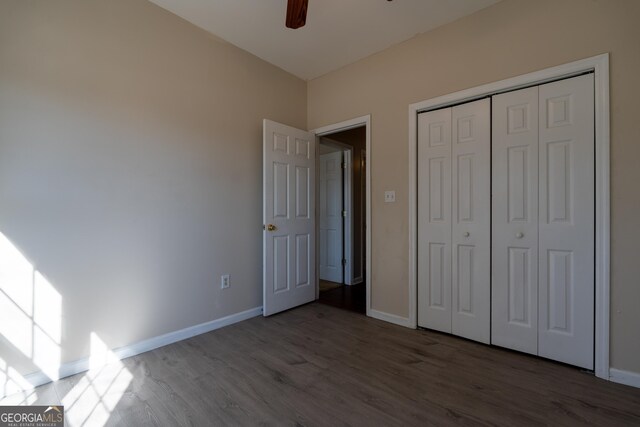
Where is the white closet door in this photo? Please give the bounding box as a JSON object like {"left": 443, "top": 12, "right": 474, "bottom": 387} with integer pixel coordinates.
{"left": 492, "top": 87, "right": 540, "bottom": 355}
{"left": 451, "top": 99, "right": 491, "bottom": 343}
{"left": 418, "top": 108, "right": 452, "bottom": 333}
{"left": 538, "top": 74, "right": 595, "bottom": 369}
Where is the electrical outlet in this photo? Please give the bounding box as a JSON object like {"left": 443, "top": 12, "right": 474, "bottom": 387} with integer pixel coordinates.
{"left": 221, "top": 274, "right": 230, "bottom": 289}
{"left": 384, "top": 190, "right": 396, "bottom": 203}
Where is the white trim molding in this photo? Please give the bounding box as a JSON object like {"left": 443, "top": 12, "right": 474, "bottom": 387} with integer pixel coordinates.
{"left": 408, "top": 54, "right": 610, "bottom": 379}
{"left": 312, "top": 115, "right": 372, "bottom": 317}
{"left": 7, "top": 306, "right": 263, "bottom": 398}
{"left": 370, "top": 309, "right": 412, "bottom": 328}
{"left": 609, "top": 368, "right": 640, "bottom": 389}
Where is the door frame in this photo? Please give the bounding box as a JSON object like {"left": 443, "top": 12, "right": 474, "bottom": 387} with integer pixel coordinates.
{"left": 408, "top": 54, "right": 610, "bottom": 379}
{"left": 357, "top": 149, "right": 366, "bottom": 285}
{"left": 313, "top": 115, "right": 371, "bottom": 316}
{"left": 318, "top": 139, "right": 353, "bottom": 285}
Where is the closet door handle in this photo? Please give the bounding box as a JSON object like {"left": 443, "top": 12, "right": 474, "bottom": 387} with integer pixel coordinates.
{"left": 463, "top": 232, "right": 470, "bottom": 237}
{"left": 516, "top": 232, "right": 524, "bottom": 239}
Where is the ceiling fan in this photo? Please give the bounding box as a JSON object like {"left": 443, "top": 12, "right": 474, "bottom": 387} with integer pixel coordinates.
{"left": 286, "top": 0, "right": 393, "bottom": 30}
{"left": 286, "top": 0, "right": 308, "bottom": 29}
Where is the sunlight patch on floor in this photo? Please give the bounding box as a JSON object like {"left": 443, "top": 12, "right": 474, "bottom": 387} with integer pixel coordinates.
{"left": 0, "top": 357, "right": 37, "bottom": 404}
{"left": 62, "top": 333, "right": 133, "bottom": 427}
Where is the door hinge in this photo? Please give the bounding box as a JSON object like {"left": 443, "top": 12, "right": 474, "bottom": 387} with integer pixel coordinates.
{"left": 341, "top": 162, "right": 346, "bottom": 169}
{"left": 342, "top": 210, "right": 347, "bottom": 217}
{"left": 342, "top": 259, "right": 347, "bottom": 266}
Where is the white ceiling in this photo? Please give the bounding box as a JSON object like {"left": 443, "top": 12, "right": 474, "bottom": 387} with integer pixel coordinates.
{"left": 149, "top": 0, "right": 499, "bottom": 81}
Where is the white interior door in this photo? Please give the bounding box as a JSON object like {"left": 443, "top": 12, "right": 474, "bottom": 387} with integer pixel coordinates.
{"left": 451, "top": 99, "right": 491, "bottom": 344}
{"left": 343, "top": 149, "right": 352, "bottom": 286}
{"left": 418, "top": 107, "right": 452, "bottom": 333}
{"left": 492, "top": 86, "right": 540, "bottom": 355}
{"left": 263, "top": 119, "right": 315, "bottom": 316}
{"left": 538, "top": 74, "right": 594, "bottom": 369}
{"left": 319, "top": 151, "right": 344, "bottom": 283}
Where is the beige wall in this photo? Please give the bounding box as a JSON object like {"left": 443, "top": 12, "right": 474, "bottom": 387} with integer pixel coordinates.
{"left": 308, "top": 0, "right": 640, "bottom": 374}
{"left": 0, "top": 0, "right": 306, "bottom": 378}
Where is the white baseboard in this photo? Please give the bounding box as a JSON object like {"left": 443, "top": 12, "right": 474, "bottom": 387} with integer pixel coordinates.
{"left": 9, "top": 306, "right": 263, "bottom": 398}
{"left": 609, "top": 368, "right": 640, "bottom": 389}
{"left": 369, "top": 309, "right": 413, "bottom": 329}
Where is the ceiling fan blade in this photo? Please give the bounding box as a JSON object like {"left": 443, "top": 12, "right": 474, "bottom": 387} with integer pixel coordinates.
{"left": 286, "top": 0, "right": 308, "bottom": 29}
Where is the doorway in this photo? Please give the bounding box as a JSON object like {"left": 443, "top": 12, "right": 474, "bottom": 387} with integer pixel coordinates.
{"left": 316, "top": 124, "right": 368, "bottom": 314}
{"left": 262, "top": 115, "right": 371, "bottom": 318}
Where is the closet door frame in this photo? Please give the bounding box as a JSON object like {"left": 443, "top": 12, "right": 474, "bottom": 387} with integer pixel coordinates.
{"left": 408, "top": 54, "right": 610, "bottom": 380}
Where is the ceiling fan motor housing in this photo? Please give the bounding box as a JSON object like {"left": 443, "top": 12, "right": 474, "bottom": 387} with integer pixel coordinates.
{"left": 286, "top": 0, "right": 308, "bottom": 29}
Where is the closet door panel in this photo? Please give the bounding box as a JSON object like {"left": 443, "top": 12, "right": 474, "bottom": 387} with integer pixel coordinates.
{"left": 492, "top": 87, "right": 539, "bottom": 355}
{"left": 418, "top": 108, "right": 452, "bottom": 332}
{"left": 451, "top": 99, "right": 491, "bottom": 344}
{"left": 538, "top": 74, "right": 594, "bottom": 369}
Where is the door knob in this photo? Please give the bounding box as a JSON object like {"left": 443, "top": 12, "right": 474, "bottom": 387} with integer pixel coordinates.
{"left": 463, "top": 232, "right": 470, "bottom": 237}
{"left": 516, "top": 232, "right": 524, "bottom": 239}
{"left": 265, "top": 224, "right": 277, "bottom": 231}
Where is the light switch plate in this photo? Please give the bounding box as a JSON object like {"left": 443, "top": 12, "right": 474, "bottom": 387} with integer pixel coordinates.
{"left": 384, "top": 190, "right": 396, "bottom": 203}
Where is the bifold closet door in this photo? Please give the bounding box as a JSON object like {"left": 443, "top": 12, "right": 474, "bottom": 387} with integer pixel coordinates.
{"left": 538, "top": 74, "right": 594, "bottom": 369}
{"left": 491, "top": 87, "right": 540, "bottom": 355}
{"left": 451, "top": 99, "right": 491, "bottom": 343}
{"left": 418, "top": 99, "right": 490, "bottom": 343}
{"left": 492, "top": 74, "right": 595, "bottom": 369}
{"left": 418, "top": 107, "right": 452, "bottom": 333}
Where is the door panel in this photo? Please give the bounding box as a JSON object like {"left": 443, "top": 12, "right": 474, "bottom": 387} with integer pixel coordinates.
{"left": 319, "top": 151, "right": 344, "bottom": 283}
{"left": 428, "top": 243, "right": 446, "bottom": 308}
{"left": 456, "top": 245, "right": 474, "bottom": 313}
{"left": 538, "top": 74, "right": 594, "bottom": 369}
{"left": 451, "top": 99, "right": 491, "bottom": 344}
{"left": 296, "top": 166, "right": 310, "bottom": 218}
{"left": 263, "top": 120, "right": 315, "bottom": 316}
{"left": 273, "top": 236, "right": 289, "bottom": 292}
{"left": 273, "top": 162, "right": 289, "bottom": 218}
{"left": 508, "top": 247, "right": 532, "bottom": 324}
{"left": 492, "top": 87, "right": 539, "bottom": 354}
{"left": 418, "top": 108, "right": 452, "bottom": 333}
{"left": 295, "top": 234, "right": 310, "bottom": 287}
{"left": 507, "top": 146, "right": 530, "bottom": 222}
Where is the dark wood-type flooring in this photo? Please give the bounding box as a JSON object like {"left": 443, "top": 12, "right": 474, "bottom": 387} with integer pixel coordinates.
{"left": 3, "top": 303, "right": 640, "bottom": 426}
{"left": 318, "top": 282, "right": 366, "bottom": 314}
